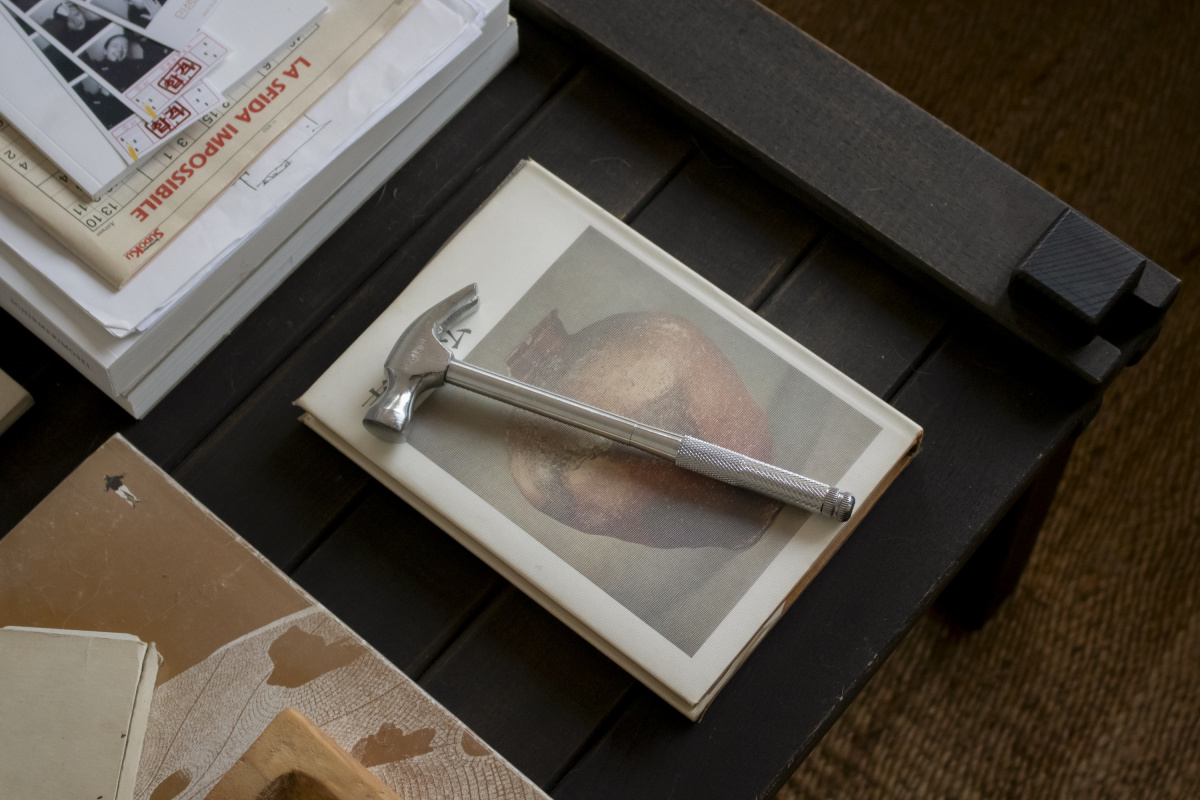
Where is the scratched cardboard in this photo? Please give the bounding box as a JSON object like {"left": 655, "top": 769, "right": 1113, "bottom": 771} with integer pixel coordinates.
{"left": 0, "top": 434, "right": 548, "bottom": 800}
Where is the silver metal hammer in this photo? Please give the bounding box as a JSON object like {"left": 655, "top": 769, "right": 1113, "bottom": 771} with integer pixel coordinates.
{"left": 364, "top": 284, "right": 855, "bottom": 521}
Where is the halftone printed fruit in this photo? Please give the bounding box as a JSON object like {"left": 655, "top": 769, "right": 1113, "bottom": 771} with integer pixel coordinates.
{"left": 505, "top": 310, "right": 781, "bottom": 550}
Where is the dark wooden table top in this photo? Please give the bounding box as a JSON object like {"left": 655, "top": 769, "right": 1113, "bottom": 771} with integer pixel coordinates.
{"left": 0, "top": 7, "right": 1161, "bottom": 799}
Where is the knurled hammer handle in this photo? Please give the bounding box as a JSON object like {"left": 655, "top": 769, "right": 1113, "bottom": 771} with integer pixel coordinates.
{"left": 445, "top": 360, "right": 857, "bottom": 522}
{"left": 675, "top": 437, "right": 854, "bottom": 521}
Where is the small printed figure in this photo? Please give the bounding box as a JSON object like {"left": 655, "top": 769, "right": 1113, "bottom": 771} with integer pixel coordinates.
{"left": 103, "top": 473, "right": 140, "bottom": 507}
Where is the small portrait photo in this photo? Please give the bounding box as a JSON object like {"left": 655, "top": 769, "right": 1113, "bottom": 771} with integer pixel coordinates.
{"left": 29, "top": 1, "right": 108, "bottom": 51}
{"left": 85, "top": 0, "right": 163, "bottom": 28}
{"left": 72, "top": 76, "right": 134, "bottom": 129}
{"left": 79, "top": 24, "right": 171, "bottom": 91}
{"left": 32, "top": 33, "right": 82, "bottom": 82}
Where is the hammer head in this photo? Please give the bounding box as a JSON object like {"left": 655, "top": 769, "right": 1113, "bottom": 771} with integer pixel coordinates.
{"left": 363, "top": 284, "right": 480, "bottom": 442}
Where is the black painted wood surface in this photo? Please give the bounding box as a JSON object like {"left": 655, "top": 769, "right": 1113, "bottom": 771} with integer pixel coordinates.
{"left": 511, "top": 0, "right": 1179, "bottom": 386}
{"left": 0, "top": 9, "right": 1167, "bottom": 800}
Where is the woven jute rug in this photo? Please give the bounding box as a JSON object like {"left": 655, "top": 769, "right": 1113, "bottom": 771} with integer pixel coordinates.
{"left": 760, "top": 0, "right": 1200, "bottom": 797}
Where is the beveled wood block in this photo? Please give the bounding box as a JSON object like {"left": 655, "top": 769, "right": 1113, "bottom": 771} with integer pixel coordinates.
{"left": 1012, "top": 209, "right": 1145, "bottom": 328}
{"left": 204, "top": 708, "right": 402, "bottom": 800}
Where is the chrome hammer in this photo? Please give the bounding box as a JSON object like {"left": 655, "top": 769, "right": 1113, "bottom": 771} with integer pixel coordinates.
{"left": 363, "top": 285, "right": 855, "bottom": 521}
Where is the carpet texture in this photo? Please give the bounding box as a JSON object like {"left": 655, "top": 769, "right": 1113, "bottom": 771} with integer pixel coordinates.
{"left": 757, "top": 0, "right": 1200, "bottom": 797}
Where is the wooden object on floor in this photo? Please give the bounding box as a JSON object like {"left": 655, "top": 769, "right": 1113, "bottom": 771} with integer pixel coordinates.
{"left": 205, "top": 709, "right": 403, "bottom": 800}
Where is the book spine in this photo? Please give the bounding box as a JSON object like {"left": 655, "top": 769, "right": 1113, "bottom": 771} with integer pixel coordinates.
{"left": 0, "top": 277, "right": 118, "bottom": 398}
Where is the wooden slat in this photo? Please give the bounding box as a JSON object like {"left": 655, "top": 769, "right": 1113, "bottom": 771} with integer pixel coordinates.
{"left": 553, "top": 323, "right": 1093, "bottom": 800}
{"left": 170, "top": 67, "right": 694, "bottom": 568}
{"left": 512, "top": 0, "right": 1179, "bottom": 385}
{"left": 125, "top": 24, "right": 579, "bottom": 470}
{"left": 409, "top": 154, "right": 950, "bottom": 790}
{"left": 291, "top": 485, "right": 503, "bottom": 676}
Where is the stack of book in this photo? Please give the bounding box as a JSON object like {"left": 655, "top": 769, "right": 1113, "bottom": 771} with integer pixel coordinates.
{"left": 0, "top": 0, "right": 518, "bottom": 416}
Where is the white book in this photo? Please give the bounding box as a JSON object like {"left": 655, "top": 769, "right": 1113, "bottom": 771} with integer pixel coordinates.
{"left": 296, "top": 161, "right": 923, "bottom": 719}
{"left": 0, "top": 1, "right": 514, "bottom": 416}
{"left": 0, "top": 627, "right": 159, "bottom": 800}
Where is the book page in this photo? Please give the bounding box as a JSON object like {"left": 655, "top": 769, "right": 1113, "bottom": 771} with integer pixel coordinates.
{"left": 0, "top": 0, "right": 419, "bottom": 288}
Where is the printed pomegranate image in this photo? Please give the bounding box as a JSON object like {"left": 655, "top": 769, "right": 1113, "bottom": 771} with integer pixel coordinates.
{"left": 504, "top": 310, "right": 782, "bottom": 550}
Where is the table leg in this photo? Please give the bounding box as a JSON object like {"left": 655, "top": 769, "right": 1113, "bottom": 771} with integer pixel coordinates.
{"left": 936, "top": 437, "right": 1076, "bottom": 629}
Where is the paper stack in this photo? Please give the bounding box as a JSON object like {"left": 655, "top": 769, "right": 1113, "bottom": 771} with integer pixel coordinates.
{"left": 0, "top": 627, "right": 160, "bottom": 800}
{"left": 297, "top": 161, "right": 923, "bottom": 719}
{"left": 0, "top": 0, "right": 517, "bottom": 416}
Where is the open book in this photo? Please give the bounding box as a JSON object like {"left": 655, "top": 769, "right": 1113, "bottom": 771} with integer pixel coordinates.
{"left": 297, "top": 160, "right": 923, "bottom": 719}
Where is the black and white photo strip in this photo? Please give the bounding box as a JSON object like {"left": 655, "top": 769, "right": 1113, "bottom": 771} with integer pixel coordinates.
{"left": 2, "top": 0, "right": 223, "bottom": 122}
{"left": 5, "top": 9, "right": 155, "bottom": 161}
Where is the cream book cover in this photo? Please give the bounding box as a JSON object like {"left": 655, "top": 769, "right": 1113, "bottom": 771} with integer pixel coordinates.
{"left": 0, "top": 627, "right": 159, "bottom": 800}
{"left": 296, "top": 160, "right": 923, "bottom": 719}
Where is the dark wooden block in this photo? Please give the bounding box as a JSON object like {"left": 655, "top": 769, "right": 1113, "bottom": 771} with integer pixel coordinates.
{"left": 1131, "top": 261, "right": 1181, "bottom": 310}
{"left": 1011, "top": 209, "right": 1145, "bottom": 328}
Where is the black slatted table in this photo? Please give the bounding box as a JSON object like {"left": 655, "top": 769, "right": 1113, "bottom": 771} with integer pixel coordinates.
{"left": 0, "top": 3, "right": 1174, "bottom": 798}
